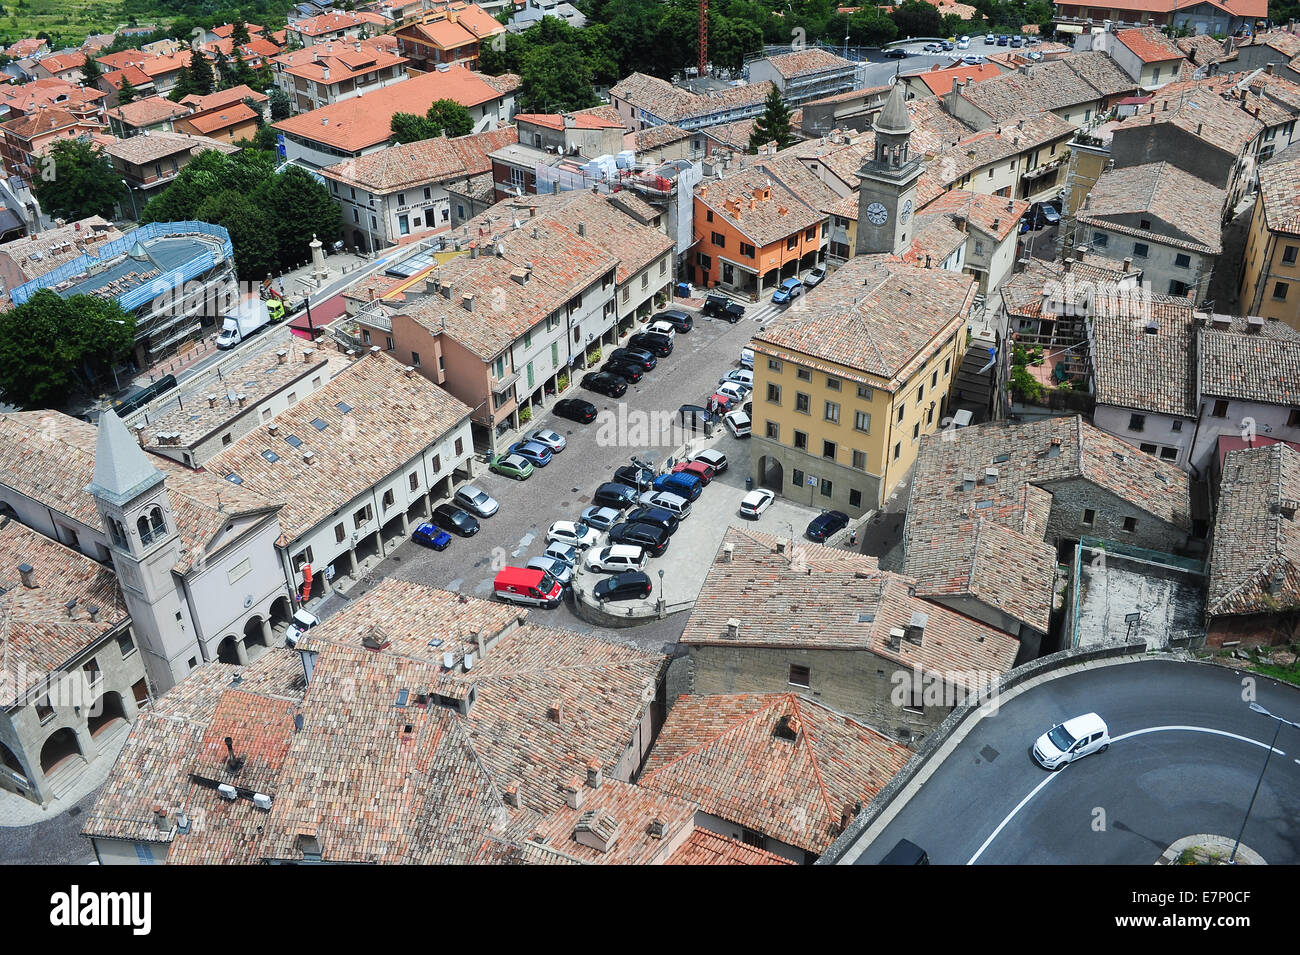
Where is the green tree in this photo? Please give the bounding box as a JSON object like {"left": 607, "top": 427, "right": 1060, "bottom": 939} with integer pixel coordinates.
{"left": 117, "top": 74, "right": 139, "bottom": 104}
{"left": 231, "top": 14, "right": 251, "bottom": 46}
{"left": 212, "top": 45, "right": 235, "bottom": 87}
{"left": 259, "top": 164, "right": 341, "bottom": 272}
{"left": 170, "top": 48, "right": 215, "bottom": 101}
{"left": 848, "top": 9, "right": 899, "bottom": 46}
{"left": 31, "top": 138, "right": 127, "bottom": 220}
{"left": 0, "top": 291, "right": 136, "bottom": 408}
{"left": 268, "top": 85, "right": 290, "bottom": 121}
{"left": 390, "top": 111, "right": 431, "bottom": 144}
{"left": 891, "top": 0, "right": 944, "bottom": 38}
{"left": 748, "top": 85, "right": 795, "bottom": 153}
{"left": 80, "top": 54, "right": 103, "bottom": 87}
{"left": 196, "top": 189, "right": 279, "bottom": 281}
{"left": 425, "top": 98, "right": 472, "bottom": 137}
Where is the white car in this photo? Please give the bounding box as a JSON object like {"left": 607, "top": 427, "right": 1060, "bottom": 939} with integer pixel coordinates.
{"left": 740, "top": 347, "right": 754, "bottom": 369}
{"left": 716, "top": 381, "right": 749, "bottom": 404}
{"left": 724, "top": 410, "right": 751, "bottom": 438}
{"left": 1032, "top": 713, "right": 1110, "bottom": 771}
{"left": 689, "top": 448, "right": 728, "bottom": 474}
{"left": 739, "top": 488, "right": 774, "bottom": 518}
{"left": 585, "top": 544, "right": 648, "bottom": 574}
{"left": 803, "top": 265, "right": 827, "bottom": 287}
{"left": 525, "top": 429, "right": 567, "bottom": 452}
{"left": 283, "top": 608, "right": 318, "bottom": 647}
{"left": 721, "top": 369, "right": 753, "bottom": 390}
{"left": 648, "top": 321, "right": 678, "bottom": 339}
{"left": 547, "top": 520, "right": 599, "bottom": 550}
{"left": 957, "top": 37, "right": 970, "bottom": 49}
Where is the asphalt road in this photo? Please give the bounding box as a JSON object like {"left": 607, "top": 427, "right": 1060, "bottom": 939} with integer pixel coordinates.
{"left": 352, "top": 300, "right": 773, "bottom": 655}
{"left": 846, "top": 659, "right": 1300, "bottom": 864}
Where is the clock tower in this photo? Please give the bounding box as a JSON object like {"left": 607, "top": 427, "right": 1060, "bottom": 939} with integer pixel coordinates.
{"left": 856, "top": 82, "right": 922, "bottom": 257}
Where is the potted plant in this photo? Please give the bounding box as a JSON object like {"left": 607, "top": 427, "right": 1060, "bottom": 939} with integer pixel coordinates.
{"left": 518, "top": 405, "right": 532, "bottom": 424}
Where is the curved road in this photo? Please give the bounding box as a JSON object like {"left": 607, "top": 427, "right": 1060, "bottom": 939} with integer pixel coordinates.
{"left": 848, "top": 659, "right": 1300, "bottom": 864}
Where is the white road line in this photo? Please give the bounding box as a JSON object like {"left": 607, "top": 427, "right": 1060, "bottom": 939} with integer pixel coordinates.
{"left": 966, "top": 725, "right": 1285, "bottom": 865}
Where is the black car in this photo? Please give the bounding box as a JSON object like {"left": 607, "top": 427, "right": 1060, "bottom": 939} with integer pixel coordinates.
{"left": 432, "top": 503, "right": 480, "bottom": 537}
{"left": 608, "top": 521, "right": 670, "bottom": 557}
{"left": 604, "top": 360, "right": 644, "bottom": 383}
{"left": 594, "top": 571, "right": 653, "bottom": 603}
{"left": 629, "top": 332, "right": 673, "bottom": 357}
{"left": 806, "top": 509, "right": 850, "bottom": 542}
{"left": 702, "top": 293, "right": 746, "bottom": 323}
{"left": 610, "top": 346, "right": 657, "bottom": 370}
{"left": 582, "top": 372, "right": 628, "bottom": 398}
{"left": 652, "top": 308, "right": 693, "bottom": 332}
{"left": 554, "top": 398, "right": 597, "bottom": 423}
{"left": 883, "top": 47, "right": 910, "bottom": 58}
{"left": 613, "top": 465, "right": 656, "bottom": 490}
{"left": 625, "top": 505, "right": 679, "bottom": 535}
{"left": 594, "top": 482, "right": 639, "bottom": 509}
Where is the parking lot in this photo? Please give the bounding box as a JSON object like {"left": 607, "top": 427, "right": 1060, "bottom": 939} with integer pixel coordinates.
{"left": 351, "top": 299, "right": 801, "bottom": 652}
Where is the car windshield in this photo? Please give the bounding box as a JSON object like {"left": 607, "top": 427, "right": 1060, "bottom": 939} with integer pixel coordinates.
{"left": 1047, "top": 725, "right": 1075, "bottom": 750}
{"left": 466, "top": 490, "right": 487, "bottom": 505}
{"left": 538, "top": 573, "right": 557, "bottom": 592}
{"left": 573, "top": 522, "right": 589, "bottom": 535}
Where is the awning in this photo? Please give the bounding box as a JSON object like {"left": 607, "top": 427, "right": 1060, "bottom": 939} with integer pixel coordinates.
{"left": 1057, "top": 23, "right": 1084, "bottom": 33}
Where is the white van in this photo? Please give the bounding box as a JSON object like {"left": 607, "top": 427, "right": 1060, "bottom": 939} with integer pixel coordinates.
{"left": 639, "top": 490, "right": 692, "bottom": 518}
{"left": 585, "top": 544, "right": 648, "bottom": 574}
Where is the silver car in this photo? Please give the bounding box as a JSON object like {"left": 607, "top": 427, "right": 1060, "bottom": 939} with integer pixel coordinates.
{"left": 543, "top": 541, "right": 579, "bottom": 567}
{"left": 581, "top": 505, "right": 620, "bottom": 532}
{"left": 526, "top": 554, "right": 572, "bottom": 587}
{"left": 526, "top": 429, "right": 567, "bottom": 453}
{"left": 454, "top": 484, "right": 499, "bottom": 518}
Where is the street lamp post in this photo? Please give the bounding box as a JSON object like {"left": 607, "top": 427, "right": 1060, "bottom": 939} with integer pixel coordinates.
{"left": 121, "top": 179, "right": 138, "bottom": 220}
{"left": 1230, "top": 701, "right": 1300, "bottom": 863}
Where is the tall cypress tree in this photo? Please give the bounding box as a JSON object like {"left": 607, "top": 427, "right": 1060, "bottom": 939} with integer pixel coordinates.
{"left": 187, "top": 48, "right": 215, "bottom": 96}
{"left": 748, "top": 86, "right": 795, "bottom": 154}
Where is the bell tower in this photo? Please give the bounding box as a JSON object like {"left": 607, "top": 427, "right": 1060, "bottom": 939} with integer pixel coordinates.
{"left": 86, "top": 410, "right": 197, "bottom": 692}
{"left": 856, "top": 82, "right": 922, "bottom": 257}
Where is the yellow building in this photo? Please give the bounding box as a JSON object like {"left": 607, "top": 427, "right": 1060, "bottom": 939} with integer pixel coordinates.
{"left": 749, "top": 254, "right": 975, "bottom": 515}
{"left": 1240, "top": 150, "right": 1300, "bottom": 332}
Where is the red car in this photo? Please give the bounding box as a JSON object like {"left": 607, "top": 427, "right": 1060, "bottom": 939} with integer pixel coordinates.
{"left": 672, "top": 460, "right": 717, "bottom": 485}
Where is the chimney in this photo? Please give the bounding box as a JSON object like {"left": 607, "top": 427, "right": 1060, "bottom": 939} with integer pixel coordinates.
{"left": 236, "top": 393, "right": 247, "bottom": 407}
{"left": 475, "top": 630, "right": 487, "bottom": 660}
{"left": 577, "top": 222, "right": 586, "bottom": 237}
{"left": 562, "top": 777, "right": 584, "bottom": 809}
{"left": 503, "top": 785, "right": 519, "bottom": 807}
{"left": 461, "top": 292, "right": 475, "bottom": 311}
{"left": 984, "top": 467, "right": 999, "bottom": 485}
{"left": 207, "top": 394, "right": 218, "bottom": 407}
{"left": 135, "top": 426, "right": 147, "bottom": 447}
{"left": 726, "top": 618, "right": 740, "bottom": 639}
{"left": 962, "top": 473, "right": 977, "bottom": 491}
{"left": 585, "top": 761, "right": 603, "bottom": 789}
{"left": 722, "top": 543, "right": 734, "bottom": 563}
{"left": 1196, "top": 122, "right": 1203, "bottom": 135}
{"left": 18, "top": 564, "right": 35, "bottom": 588}
{"left": 1123, "top": 256, "right": 1133, "bottom": 272}
{"left": 224, "top": 736, "right": 244, "bottom": 773}
{"left": 404, "top": 365, "right": 414, "bottom": 378}
{"left": 775, "top": 538, "right": 788, "bottom": 554}
{"left": 303, "top": 348, "right": 314, "bottom": 363}
{"left": 153, "top": 806, "right": 169, "bottom": 832}
{"left": 268, "top": 424, "right": 279, "bottom": 435}
{"left": 547, "top": 700, "right": 563, "bottom": 723}
{"left": 1246, "top": 315, "right": 1265, "bottom": 333}
{"left": 87, "top": 604, "right": 100, "bottom": 623}
{"left": 1266, "top": 62, "right": 1275, "bottom": 75}
{"left": 302, "top": 450, "right": 315, "bottom": 465}
{"left": 648, "top": 818, "right": 666, "bottom": 839}
{"left": 1063, "top": 257, "right": 1074, "bottom": 273}
{"left": 992, "top": 217, "right": 1000, "bottom": 231}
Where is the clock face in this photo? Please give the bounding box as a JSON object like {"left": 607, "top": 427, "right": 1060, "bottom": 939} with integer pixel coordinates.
{"left": 866, "top": 202, "right": 889, "bottom": 226}
{"left": 900, "top": 200, "right": 912, "bottom": 225}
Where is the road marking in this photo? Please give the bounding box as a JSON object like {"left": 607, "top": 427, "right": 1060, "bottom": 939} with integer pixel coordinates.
{"left": 966, "top": 725, "right": 1286, "bottom": 865}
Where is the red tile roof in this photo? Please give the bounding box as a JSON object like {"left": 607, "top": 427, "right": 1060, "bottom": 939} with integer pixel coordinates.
{"left": 1116, "top": 27, "right": 1186, "bottom": 64}
{"left": 913, "top": 61, "right": 1003, "bottom": 96}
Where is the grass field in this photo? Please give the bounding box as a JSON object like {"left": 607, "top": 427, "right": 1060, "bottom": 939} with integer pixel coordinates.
{"left": 0, "top": 1, "right": 164, "bottom": 49}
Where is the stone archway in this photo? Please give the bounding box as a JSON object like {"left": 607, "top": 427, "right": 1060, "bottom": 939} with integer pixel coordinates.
{"left": 269, "top": 596, "right": 292, "bottom": 630}
{"left": 0, "top": 740, "right": 26, "bottom": 782}
{"left": 217, "top": 635, "right": 241, "bottom": 665}
{"left": 758, "top": 455, "right": 784, "bottom": 492}
{"left": 243, "top": 615, "right": 268, "bottom": 651}
{"left": 39, "top": 727, "right": 83, "bottom": 776}
{"left": 87, "top": 692, "right": 128, "bottom": 739}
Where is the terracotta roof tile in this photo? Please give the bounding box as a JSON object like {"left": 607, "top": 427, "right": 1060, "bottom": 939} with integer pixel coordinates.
{"left": 1078, "top": 161, "right": 1225, "bottom": 254}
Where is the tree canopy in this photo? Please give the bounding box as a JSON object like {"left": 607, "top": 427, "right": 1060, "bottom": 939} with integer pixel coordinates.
{"left": 748, "top": 85, "right": 795, "bottom": 153}
{"left": 0, "top": 291, "right": 136, "bottom": 409}
{"left": 140, "top": 149, "right": 340, "bottom": 281}
{"left": 31, "top": 139, "right": 127, "bottom": 221}
{"left": 389, "top": 98, "right": 474, "bottom": 144}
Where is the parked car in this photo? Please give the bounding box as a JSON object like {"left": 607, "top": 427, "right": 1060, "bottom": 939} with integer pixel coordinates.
{"left": 525, "top": 429, "right": 567, "bottom": 452}
{"left": 585, "top": 544, "right": 648, "bottom": 574}
{"left": 702, "top": 293, "right": 746, "bottom": 322}
{"left": 432, "top": 502, "right": 480, "bottom": 537}
{"left": 648, "top": 320, "right": 679, "bottom": 340}
{"left": 608, "top": 521, "right": 670, "bottom": 557}
{"left": 594, "top": 481, "right": 639, "bottom": 509}
{"left": 739, "top": 488, "right": 775, "bottom": 518}
{"left": 923, "top": 42, "right": 941, "bottom": 52}
{"left": 605, "top": 359, "right": 644, "bottom": 383}
{"left": 724, "top": 410, "right": 752, "bottom": 438}
{"left": 957, "top": 36, "right": 970, "bottom": 48}
{"left": 553, "top": 398, "right": 597, "bottom": 423}
{"left": 721, "top": 369, "right": 753, "bottom": 390}
{"left": 689, "top": 448, "right": 728, "bottom": 474}
{"left": 884, "top": 47, "right": 910, "bottom": 58}
{"left": 1010, "top": 36, "right": 1023, "bottom": 47}
{"left": 1032, "top": 713, "right": 1110, "bottom": 771}
{"left": 939, "top": 41, "right": 954, "bottom": 51}
{"left": 629, "top": 331, "right": 673, "bottom": 357}
{"left": 508, "top": 440, "right": 554, "bottom": 468}
{"left": 411, "top": 522, "right": 452, "bottom": 550}
{"left": 804, "top": 264, "right": 827, "bottom": 288}
{"left": 610, "top": 346, "right": 657, "bottom": 369}
{"left": 984, "top": 33, "right": 995, "bottom": 43}
{"left": 488, "top": 452, "right": 535, "bottom": 480}
{"left": 639, "top": 490, "right": 691, "bottom": 518}
{"left": 593, "top": 570, "right": 653, "bottom": 602}
{"left": 283, "top": 608, "right": 318, "bottom": 647}
{"left": 625, "top": 505, "right": 679, "bottom": 535}
{"left": 652, "top": 471, "right": 703, "bottom": 501}
{"left": 494, "top": 566, "right": 563, "bottom": 608}
{"left": 453, "top": 484, "right": 499, "bottom": 517}
{"left": 772, "top": 277, "right": 805, "bottom": 304}
{"left": 580, "top": 505, "right": 621, "bottom": 531}
{"left": 547, "top": 520, "right": 600, "bottom": 550}
{"left": 583, "top": 372, "right": 628, "bottom": 398}
{"left": 709, "top": 391, "right": 737, "bottom": 414}
{"left": 652, "top": 308, "right": 693, "bottom": 332}
{"left": 526, "top": 554, "right": 573, "bottom": 587}
{"left": 962, "top": 54, "right": 986, "bottom": 64}
{"left": 671, "top": 459, "right": 717, "bottom": 485}
{"left": 878, "top": 839, "right": 930, "bottom": 865}
{"left": 541, "top": 537, "right": 578, "bottom": 563}
{"left": 739, "top": 347, "right": 754, "bottom": 369}
{"left": 614, "top": 465, "right": 657, "bottom": 490}
{"left": 996, "top": 35, "right": 1009, "bottom": 45}
{"left": 806, "top": 509, "right": 850, "bottom": 542}
{"left": 716, "top": 381, "right": 749, "bottom": 404}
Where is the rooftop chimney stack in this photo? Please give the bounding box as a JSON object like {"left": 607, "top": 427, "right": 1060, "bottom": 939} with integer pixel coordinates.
{"left": 726, "top": 618, "right": 740, "bottom": 638}
{"left": 586, "top": 761, "right": 603, "bottom": 789}
{"left": 562, "top": 778, "right": 584, "bottom": 809}
{"left": 18, "top": 563, "right": 35, "bottom": 588}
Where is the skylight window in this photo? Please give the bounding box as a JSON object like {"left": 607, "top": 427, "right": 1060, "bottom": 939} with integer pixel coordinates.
{"left": 336, "top": 401, "right": 353, "bottom": 414}
{"left": 285, "top": 434, "right": 303, "bottom": 448}
{"left": 993, "top": 453, "right": 1010, "bottom": 463}
{"left": 395, "top": 688, "right": 409, "bottom": 707}
{"left": 311, "top": 418, "right": 328, "bottom": 431}
{"left": 261, "top": 450, "right": 280, "bottom": 463}
{"left": 225, "top": 473, "right": 244, "bottom": 485}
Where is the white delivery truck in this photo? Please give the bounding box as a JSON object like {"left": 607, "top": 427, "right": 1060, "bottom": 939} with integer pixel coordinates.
{"left": 216, "top": 296, "right": 272, "bottom": 349}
